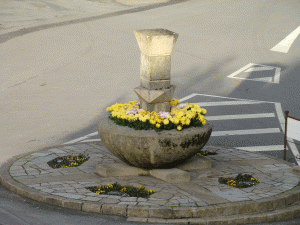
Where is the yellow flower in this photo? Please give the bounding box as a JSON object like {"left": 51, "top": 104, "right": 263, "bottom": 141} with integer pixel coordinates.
{"left": 156, "top": 123, "right": 161, "bottom": 128}
{"left": 202, "top": 120, "right": 206, "bottom": 125}
{"left": 177, "top": 111, "right": 184, "bottom": 119}
{"left": 173, "top": 118, "right": 180, "bottom": 125}
{"left": 186, "top": 118, "right": 191, "bottom": 125}
{"left": 201, "top": 108, "right": 207, "bottom": 114}
{"left": 177, "top": 125, "right": 182, "bottom": 131}
{"left": 163, "top": 119, "right": 169, "bottom": 125}
{"left": 149, "top": 119, "right": 155, "bottom": 125}
{"left": 180, "top": 117, "right": 186, "bottom": 125}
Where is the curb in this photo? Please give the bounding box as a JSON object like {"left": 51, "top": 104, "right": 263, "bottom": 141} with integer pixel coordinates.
{"left": 0, "top": 144, "right": 300, "bottom": 225}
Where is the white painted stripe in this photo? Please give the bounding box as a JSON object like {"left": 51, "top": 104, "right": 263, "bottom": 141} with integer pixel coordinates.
{"left": 86, "top": 132, "right": 99, "bottom": 137}
{"left": 211, "top": 128, "right": 281, "bottom": 136}
{"left": 196, "top": 101, "right": 263, "bottom": 107}
{"left": 63, "top": 136, "right": 89, "bottom": 145}
{"left": 273, "top": 67, "right": 281, "bottom": 83}
{"left": 179, "top": 93, "right": 198, "bottom": 102}
{"left": 227, "top": 63, "right": 254, "bottom": 78}
{"left": 190, "top": 93, "right": 276, "bottom": 104}
{"left": 251, "top": 77, "right": 273, "bottom": 82}
{"left": 245, "top": 67, "right": 274, "bottom": 72}
{"left": 81, "top": 139, "right": 101, "bottom": 143}
{"left": 271, "top": 26, "right": 300, "bottom": 53}
{"left": 205, "top": 113, "right": 275, "bottom": 121}
{"left": 235, "top": 145, "right": 284, "bottom": 151}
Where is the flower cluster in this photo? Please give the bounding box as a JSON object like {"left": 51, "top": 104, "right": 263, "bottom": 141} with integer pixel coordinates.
{"left": 48, "top": 154, "right": 90, "bottom": 169}
{"left": 87, "top": 183, "right": 155, "bottom": 198}
{"left": 218, "top": 173, "right": 260, "bottom": 188}
{"left": 106, "top": 99, "right": 207, "bottom": 132}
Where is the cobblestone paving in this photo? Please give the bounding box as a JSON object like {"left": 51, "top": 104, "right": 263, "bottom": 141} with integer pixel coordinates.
{"left": 8, "top": 143, "right": 300, "bottom": 207}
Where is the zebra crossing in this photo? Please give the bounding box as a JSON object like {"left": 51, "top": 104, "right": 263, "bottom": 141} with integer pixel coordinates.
{"left": 63, "top": 93, "right": 300, "bottom": 165}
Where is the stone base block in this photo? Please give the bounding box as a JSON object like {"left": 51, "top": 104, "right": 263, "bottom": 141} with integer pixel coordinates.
{"left": 176, "top": 156, "right": 212, "bottom": 171}
{"left": 150, "top": 168, "right": 190, "bottom": 183}
{"left": 140, "top": 77, "right": 170, "bottom": 90}
{"left": 96, "top": 163, "right": 149, "bottom": 177}
{"left": 139, "top": 100, "right": 170, "bottom": 113}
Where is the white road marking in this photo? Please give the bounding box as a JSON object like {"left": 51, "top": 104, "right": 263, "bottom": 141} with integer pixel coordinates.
{"left": 63, "top": 136, "right": 89, "bottom": 144}
{"left": 85, "top": 132, "right": 99, "bottom": 137}
{"left": 196, "top": 101, "right": 263, "bottom": 107}
{"left": 211, "top": 128, "right": 281, "bottom": 136}
{"left": 271, "top": 25, "right": 300, "bottom": 53}
{"left": 205, "top": 113, "right": 275, "bottom": 121}
{"left": 63, "top": 132, "right": 99, "bottom": 145}
{"left": 81, "top": 139, "right": 101, "bottom": 143}
{"left": 178, "top": 93, "right": 198, "bottom": 102}
{"left": 227, "top": 63, "right": 281, "bottom": 84}
{"left": 245, "top": 67, "right": 274, "bottom": 72}
{"left": 235, "top": 145, "right": 284, "bottom": 151}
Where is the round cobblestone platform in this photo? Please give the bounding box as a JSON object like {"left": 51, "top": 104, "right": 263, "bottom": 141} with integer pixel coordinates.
{"left": 1, "top": 142, "right": 300, "bottom": 224}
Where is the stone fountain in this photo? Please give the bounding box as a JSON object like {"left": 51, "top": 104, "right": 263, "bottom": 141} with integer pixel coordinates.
{"left": 97, "top": 29, "right": 213, "bottom": 183}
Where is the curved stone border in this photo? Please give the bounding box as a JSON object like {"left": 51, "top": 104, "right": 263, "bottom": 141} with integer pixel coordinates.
{"left": 0, "top": 144, "right": 300, "bottom": 224}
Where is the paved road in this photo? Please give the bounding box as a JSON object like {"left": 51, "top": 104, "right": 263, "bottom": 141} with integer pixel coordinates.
{"left": 1, "top": 0, "right": 300, "bottom": 224}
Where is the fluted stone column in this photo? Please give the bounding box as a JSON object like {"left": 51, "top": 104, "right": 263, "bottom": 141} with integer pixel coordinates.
{"left": 134, "top": 29, "right": 178, "bottom": 113}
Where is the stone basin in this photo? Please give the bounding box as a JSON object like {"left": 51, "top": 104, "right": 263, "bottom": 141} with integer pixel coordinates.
{"left": 97, "top": 114, "right": 212, "bottom": 169}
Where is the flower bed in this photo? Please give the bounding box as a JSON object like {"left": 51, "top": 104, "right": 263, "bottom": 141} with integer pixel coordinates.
{"left": 86, "top": 182, "right": 155, "bottom": 198}
{"left": 47, "top": 154, "right": 90, "bottom": 169}
{"left": 106, "top": 99, "right": 207, "bottom": 132}
{"left": 219, "top": 173, "right": 260, "bottom": 188}
{"left": 195, "top": 150, "right": 217, "bottom": 157}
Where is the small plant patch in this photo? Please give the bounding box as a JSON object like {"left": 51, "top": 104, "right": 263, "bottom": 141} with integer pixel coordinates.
{"left": 195, "top": 150, "right": 217, "bottom": 157}
{"left": 219, "top": 173, "right": 260, "bottom": 188}
{"left": 86, "top": 182, "right": 155, "bottom": 198}
{"left": 47, "top": 153, "right": 90, "bottom": 169}
{"left": 138, "top": 173, "right": 150, "bottom": 176}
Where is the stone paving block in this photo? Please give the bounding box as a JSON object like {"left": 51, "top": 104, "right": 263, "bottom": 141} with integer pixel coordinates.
{"left": 118, "top": 202, "right": 137, "bottom": 205}
{"left": 127, "top": 205, "right": 149, "bottom": 217}
{"left": 62, "top": 199, "right": 82, "bottom": 210}
{"left": 165, "top": 219, "right": 189, "bottom": 224}
{"left": 243, "top": 212, "right": 270, "bottom": 224}
{"left": 150, "top": 168, "right": 190, "bottom": 183}
{"left": 255, "top": 199, "right": 273, "bottom": 212}
{"left": 272, "top": 197, "right": 286, "bottom": 209}
{"left": 45, "top": 196, "right": 63, "bottom": 207}
{"left": 188, "top": 218, "right": 207, "bottom": 225}
{"left": 284, "top": 191, "right": 300, "bottom": 205}
{"left": 147, "top": 218, "right": 168, "bottom": 224}
{"left": 149, "top": 206, "right": 172, "bottom": 219}
{"left": 82, "top": 202, "right": 101, "bottom": 213}
{"left": 292, "top": 203, "right": 300, "bottom": 219}
{"left": 127, "top": 217, "right": 148, "bottom": 222}
{"left": 275, "top": 208, "right": 295, "bottom": 221}
{"left": 267, "top": 211, "right": 279, "bottom": 222}
{"left": 191, "top": 206, "right": 216, "bottom": 218}
{"left": 51, "top": 193, "right": 84, "bottom": 199}
{"left": 173, "top": 207, "right": 193, "bottom": 218}
{"left": 99, "top": 198, "right": 120, "bottom": 204}
{"left": 101, "top": 204, "right": 127, "bottom": 216}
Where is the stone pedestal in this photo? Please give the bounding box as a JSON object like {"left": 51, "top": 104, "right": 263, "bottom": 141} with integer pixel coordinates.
{"left": 134, "top": 28, "right": 178, "bottom": 113}
{"left": 95, "top": 156, "right": 212, "bottom": 183}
